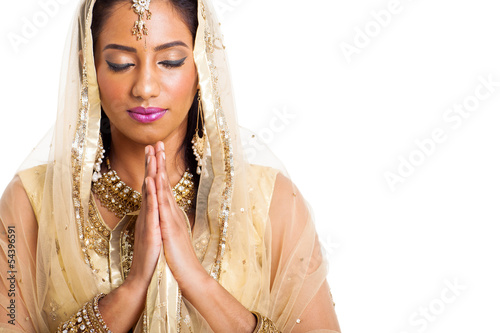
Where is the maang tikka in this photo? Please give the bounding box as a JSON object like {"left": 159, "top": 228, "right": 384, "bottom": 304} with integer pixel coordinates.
{"left": 192, "top": 91, "right": 206, "bottom": 175}
{"left": 131, "top": 0, "right": 152, "bottom": 40}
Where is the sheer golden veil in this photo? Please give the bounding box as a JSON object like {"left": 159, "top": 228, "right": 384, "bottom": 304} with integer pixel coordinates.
{"left": 0, "top": 0, "right": 336, "bottom": 332}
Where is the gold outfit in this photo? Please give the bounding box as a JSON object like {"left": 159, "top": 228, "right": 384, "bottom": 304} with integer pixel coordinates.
{"left": 0, "top": 0, "right": 338, "bottom": 332}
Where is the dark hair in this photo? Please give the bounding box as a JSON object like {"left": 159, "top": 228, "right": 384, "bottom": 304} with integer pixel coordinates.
{"left": 91, "top": 0, "right": 198, "bottom": 46}
{"left": 92, "top": 0, "right": 201, "bottom": 186}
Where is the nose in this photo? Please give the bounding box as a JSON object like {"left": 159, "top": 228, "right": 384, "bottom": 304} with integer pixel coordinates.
{"left": 131, "top": 64, "right": 161, "bottom": 101}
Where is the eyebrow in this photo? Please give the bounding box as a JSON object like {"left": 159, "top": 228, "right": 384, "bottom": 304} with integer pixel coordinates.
{"left": 103, "top": 41, "right": 189, "bottom": 53}
{"left": 154, "top": 41, "right": 189, "bottom": 52}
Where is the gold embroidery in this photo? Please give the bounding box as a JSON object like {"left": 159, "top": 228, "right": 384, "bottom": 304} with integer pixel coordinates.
{"left": 194, "top": 235, "right": 209, "bottom": 261}
{"left": 79, "top": 193, "right": 138, "bottom": 279}
{"left": 72, "top": 58, "right": 94, "bottom": 271}
{"left": 201, "top": 2, "right": 235, "bottom": 282}
{"left": 251, "top": 312, "right": 281, "bottom": 333}
{"left": 120, "top": 216, "right": 137, "bottom": 279}
{"left": 56, "top": 293, "right": 112, "bottom": 333}
{"left": 71, "top": 2, "right": 98, "bottom": 273}
{"left": 86, "top": 197, "right": 111, "bottom": 257}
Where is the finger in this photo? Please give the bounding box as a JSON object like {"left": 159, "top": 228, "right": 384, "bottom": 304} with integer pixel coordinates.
{"left": 155, "top": 140, "right": 165, "bottom": 153}
{"left": 154, "top": 141, "right": 169, "bottom": 198}
{"left": 144, "top": 146, "right": 149, "bottom": 176}
{"left": 155, "top": 141, "right": 165, "bottom": 173}
{"left": 144, "top": 177, "right": 160, "bottom": 237}
{"left": 155, "top": 147, "right": 178, "bottom": 213}
{"left": 145, "top": 177, "right": 158, "bottom": 215}
{"left": 147, "top": 151, "right": 157, "bottom": 180}
{"left": 138, "top": 176, "right": 153, "bottom": 229}
{"left": 154, "top": 142, "right": 174, "bottom": 203}
{"left": 142, "top": 148, "right": 157, "bottom": 205}
{"left": 155, "top": 142, "right": 167, "bottom": 178}
{"left": 156, "top": 158, "right": 173, "bottom": 220}
{"left": 144, "top": 145, "right": 154, "bottom": 178}
{"left": 157, "top": 171, "right": 186, "bottom": 233}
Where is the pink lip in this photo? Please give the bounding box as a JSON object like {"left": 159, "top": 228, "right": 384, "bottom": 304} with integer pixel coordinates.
{"left": 127, "top": 107, "right": 167, "bottom": 123}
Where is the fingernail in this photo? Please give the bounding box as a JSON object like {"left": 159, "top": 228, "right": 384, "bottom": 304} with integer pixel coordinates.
{"left": 160, "top": 141, "right": 165, "bottom": 150}
{"left": 147, "top": 156, "right": 151, "bottom": 165}
{"left": 145, "top": 146, "right": 150, "bottom": 155}
{"left": 161, "top": 152, "right": 166, "bottom": 161}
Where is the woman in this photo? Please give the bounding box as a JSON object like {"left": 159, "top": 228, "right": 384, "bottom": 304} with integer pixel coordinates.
{"left": 0, "top": 0, "right": 340, "bottom": 332}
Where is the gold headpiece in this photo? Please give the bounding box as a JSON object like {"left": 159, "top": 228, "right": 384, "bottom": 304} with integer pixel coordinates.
{"left": 131, "top": 0, "right": 152, "bottom": 40}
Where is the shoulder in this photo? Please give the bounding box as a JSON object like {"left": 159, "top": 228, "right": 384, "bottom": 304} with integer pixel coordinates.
{"left": 266, "top": 171, "right": 315, "bottom": 281}
{"left": 247, "top": 165, "right": 300, "bottom": 199}
{"left": 17, "top": 164, "right": 47, "bottom": 218}
{"left": 17, "top": 164, "right": 48, "bottom": 193}
{"left": 1, "top": 164, "right": 47, "bottom": 226}
{"left": 247, "top": 164, "right": 279, "bottom": 203}
{"left": 270, "top": 173, "right": 315, "bottom": 264}
{"left": 244, "top": 164, "right": 311, "bottom": 236}
{"left": 0, "top": 172, "right": 38, "bottom": 231}
{"left": 0, "top": 170, "right": 39, "bottom": 279}
{"left": 269, "top": 171, "right": 309, "bottom": 220}
{"left": 247, "top": 165, "right": 302, "bottom": 215}
{"left": 246, "top": 164, "right": 308, "bottom": 220}
{"left": 247, "top": 164, "right": 279, "bottom": 188}
{"left": 1, "top": 174, "right": 31, "bottom": 209}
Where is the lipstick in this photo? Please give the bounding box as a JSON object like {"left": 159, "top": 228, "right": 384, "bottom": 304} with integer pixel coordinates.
{"left": 127, "top": 107, "right": 167, "bottom": 123}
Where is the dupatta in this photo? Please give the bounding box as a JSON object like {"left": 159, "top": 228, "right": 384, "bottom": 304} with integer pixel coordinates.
{"left": 0, "top": 0, "right": 336, "bottom": 331}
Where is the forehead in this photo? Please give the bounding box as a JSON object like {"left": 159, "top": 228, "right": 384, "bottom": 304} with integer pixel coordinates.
{"left": 96, "top": 1, "right": 193, "bottom": 49}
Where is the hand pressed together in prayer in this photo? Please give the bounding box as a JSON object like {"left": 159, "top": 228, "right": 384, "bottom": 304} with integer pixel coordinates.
{"left": 99, "top": 141, "right": 258, "bottom": 333}
{"left": 0, "top": 0, "right": 341, "bottom": 331}
{"left": 130, "top": 141, "right": 206, "bottom": 290}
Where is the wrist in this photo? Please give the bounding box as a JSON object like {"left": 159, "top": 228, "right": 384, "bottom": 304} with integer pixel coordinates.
{"left": 179, "top": 273, "right": 258, "bottom": 332}
{"left": 124, "top": 270, "right": 152, "bottom": 292}
{"left": 98, "top": 279, "right": 148, "bottom": 332}
{"left": 177, "top": 265, "right": 212, "bottom": 296}
{"left": 121, "top": 274, "right": 150, "bottom": 301}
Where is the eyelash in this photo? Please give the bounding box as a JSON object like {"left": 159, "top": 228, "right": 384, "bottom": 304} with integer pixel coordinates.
{"left": 159, "top": 57, "right": 187, "bottom": 68}
{"left": 106, "top": 57, "right": 187, "bottom": 72}
{"left": 106, "top": 62, "right": 132, "bottom": 72}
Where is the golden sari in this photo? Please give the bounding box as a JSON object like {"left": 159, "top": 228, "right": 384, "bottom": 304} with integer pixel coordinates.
{"left": 0, "top": 0, "right": 338, "bottom": 331}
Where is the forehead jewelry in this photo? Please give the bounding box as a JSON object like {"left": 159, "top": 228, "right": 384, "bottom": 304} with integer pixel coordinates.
{"left": 131, "top": 0, "right": 152, "bottom": 40}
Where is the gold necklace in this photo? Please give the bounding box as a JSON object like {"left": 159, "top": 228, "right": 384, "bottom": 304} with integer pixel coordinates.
{"left": 91, "top": 157, "right": 196, "bottom": 218}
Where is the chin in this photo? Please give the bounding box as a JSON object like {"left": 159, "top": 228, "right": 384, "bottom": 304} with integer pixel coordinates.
{"left": 135, "top": 128, "right": 182, "bottom": 146}
{"left": 109, "top": 116, "right": 186, "bottom": 148}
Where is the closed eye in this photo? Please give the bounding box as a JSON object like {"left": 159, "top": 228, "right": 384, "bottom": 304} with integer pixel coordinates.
{"left": 159, "top": 57, "right": 187, "bottom": 68}
{"left": 106, "top": 60, "right": 134, "bottom": 72}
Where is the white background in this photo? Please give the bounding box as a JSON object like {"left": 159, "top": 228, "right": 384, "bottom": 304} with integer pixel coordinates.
{"left": 1, "top": 0, "right": 500, "bottom": 332}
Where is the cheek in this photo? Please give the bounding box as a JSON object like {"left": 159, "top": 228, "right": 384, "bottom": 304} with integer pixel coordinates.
{"left": 97, "top": 68, "right": 128, "bottom": 110}
{"left": 161, "top": 65, "right": 198, "bottom": 103}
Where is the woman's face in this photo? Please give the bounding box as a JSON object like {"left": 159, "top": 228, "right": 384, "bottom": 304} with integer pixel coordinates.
{"left": 94, "top": 2, "right": 198, "bottom": 146}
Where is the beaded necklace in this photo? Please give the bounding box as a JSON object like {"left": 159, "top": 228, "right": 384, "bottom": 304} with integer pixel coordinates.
{"left": 91, "top": 157, "right": 195, "bottom": 218}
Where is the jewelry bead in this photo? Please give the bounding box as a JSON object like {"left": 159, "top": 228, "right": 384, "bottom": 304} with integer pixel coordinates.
{"left": 56, "top": 293, "right": 111, "bottom": 333}
{"left": 91, "top": 156, "right": 195, "bottom": 218}
{"left": 251, "top": 312, "right": 281, "bottom": 333}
